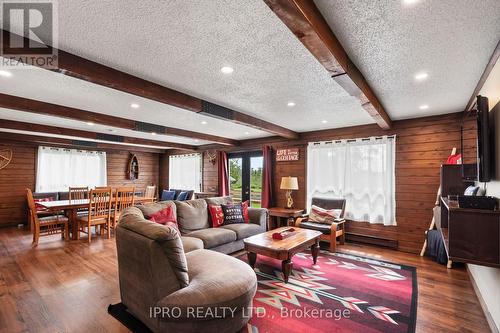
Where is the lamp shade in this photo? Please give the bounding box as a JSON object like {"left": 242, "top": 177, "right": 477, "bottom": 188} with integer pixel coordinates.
{"left": 280, "top": 176, "right": 299, "bottom": 190}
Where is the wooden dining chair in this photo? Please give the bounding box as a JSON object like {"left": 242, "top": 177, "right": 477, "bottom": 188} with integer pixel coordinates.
{"left": 144, "top": 185, "right": 156, "bottom": 203}
{"left": 111, "top": 187, "right": 135, "bottom": 233}
{"left": 69, "top": 186, "right": 89, "bottom": 200}
{"left": 26, "top": 188, "right": 69, "bottom": 246}
{"left": 76, "top": 187, "right": 112, "bottom": 243}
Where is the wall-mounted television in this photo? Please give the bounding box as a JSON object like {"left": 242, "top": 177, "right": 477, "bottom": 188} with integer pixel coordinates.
{"left": 476, "top": 95, "right": 494, "bottom": 182}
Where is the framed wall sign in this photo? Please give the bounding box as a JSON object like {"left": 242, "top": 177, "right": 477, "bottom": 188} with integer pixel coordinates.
{"left": 276, "top": 148, "right": 299, "bottom": 162}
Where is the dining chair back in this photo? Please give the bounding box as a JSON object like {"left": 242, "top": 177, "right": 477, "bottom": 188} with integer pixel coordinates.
{"left": 144, "top": 185, "right": 156, "bottom": 202}
{"left": 26, "top": 188, "right": 69, "bottom": 246}
{"left": 69, "top": 186, "right": 89, "bottom": 200}
{"left": 77, "top": 187, "right": 112, "bottom": 243}
{"left": 113, "top": 187, "right": 135, "bottom": 230}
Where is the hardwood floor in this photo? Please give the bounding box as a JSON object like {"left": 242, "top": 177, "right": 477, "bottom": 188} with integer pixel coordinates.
{"left": 0, "top": 227, "right": 491, "bottom": 333}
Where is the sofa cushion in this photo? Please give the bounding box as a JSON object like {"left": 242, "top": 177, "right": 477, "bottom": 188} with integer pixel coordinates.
{"left": 158, "top": 249, "right": 257, "bottom": 319}
{"left": 118, "top": 207, "right": 189, "bottom": 288}
{"left": 149, "top": 206, "right": 179, "bottom": 232}
{"left": 181, "top": 236, "right": 204, "bottom": 253}
{"left": 205, "top": 196, "right": 233, "bottom": 206}
{"left": 220, "top": 223, "right": 262, "bottom": 240}
{"left": 221, "top": 203, "right": 245, "bottom": 225}
{"left": 136, "top": 201, "right": 176, "bottom": 219}
{"left": 186, "top": 228, "right": 237, "bottom": 249}
{"left": 161, "top": 190, "right": 176, "bottom": 201}
{"left": 175, "top": 199, "right": 209, "bottom": 234}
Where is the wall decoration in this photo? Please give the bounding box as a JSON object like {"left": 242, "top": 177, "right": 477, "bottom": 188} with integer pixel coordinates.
{"left": 128, "top": 154, "right": 139, "bottom": 180}
{"left": 206, "top": 151, "right": 217, "bottom": 165}
{"left": 276, "top": 148, "right": 299, "bottom": 162}
{"left": 0, "top": 149, "right": 12, "bottom": 170}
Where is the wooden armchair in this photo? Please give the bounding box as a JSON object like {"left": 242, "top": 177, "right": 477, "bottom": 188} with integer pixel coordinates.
{"left": 295, "top": 197, "right": 346, "bottom": 252}
{"left": 76, "top": 187, "right": 112, "bottom": 243}
{"left": 144, "top": 185, "right": 156, "bottom": 203}
{"left": 26, "top": 188, "right": 69, "bottom": 246}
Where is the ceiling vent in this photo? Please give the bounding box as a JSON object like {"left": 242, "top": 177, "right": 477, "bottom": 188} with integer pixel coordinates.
{"left": 134, "top": 121, "right": 166, "bottom": 134}
{"left": 200, "top": 101, "right": 235, "bottom": 120}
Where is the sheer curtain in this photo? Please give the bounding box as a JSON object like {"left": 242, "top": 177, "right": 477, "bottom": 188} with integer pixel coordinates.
{"left": 169, "top": 154, "right": 202, "bottom": 191}
{"left": 307, "top": 136, "right": 396, "bottom": 226}
{"left": 36, "top": 146, "right": 107, "bottom": 192}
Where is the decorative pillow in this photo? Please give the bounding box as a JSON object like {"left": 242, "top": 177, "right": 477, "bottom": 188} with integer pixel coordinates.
{"left": 148, "top": 206, "right": 179, "bottom": 232}
{"left": 176, "top": 191, "right": 188, "bottom": 201}
{"left": 208, "top": 205, "right": 225, "bottom": 228}
{"left": 241, "top": 200, "right": 250, "bottom": 223}
{"left": 161, "top": 190, "right": 176, "bottom": 201}
{"left": 34, "top": 197, "right": 54, "bottom": 211}
{"left": 221, "top": 204, "right": 245, "bottom": 225}
{"left": 309, "top": 205, "right": 342, "bottom": 224}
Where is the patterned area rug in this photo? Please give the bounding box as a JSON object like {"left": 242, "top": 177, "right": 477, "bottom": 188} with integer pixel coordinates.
{"left": 240, "top": 250, "right": 417, "bottom": 333}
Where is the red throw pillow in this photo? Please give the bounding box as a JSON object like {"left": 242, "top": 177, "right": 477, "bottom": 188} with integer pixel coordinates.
{"left": 148, "top": 206, "right": 179, "bottom": 232}
{"left": 34, "top": 197, "right": 54, "bottom": 211}
{"left": 241, "top": 200, "right": 250, "bottom": 223}
{"left": 209, "top": 205, "right": 225, "bottom": 228}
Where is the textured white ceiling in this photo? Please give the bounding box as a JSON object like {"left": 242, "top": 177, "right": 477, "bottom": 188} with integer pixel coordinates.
{"left": 0, "top": 108, "right": 211, "bottom": 146}
{"left": 0, "top": 128, "right": 175, "bottom": 150}
{"left": 314, "top": 0, "right": 500, "bottom": 120}
{"left": 1, "top": 0, "right": 374, "bottom": 135}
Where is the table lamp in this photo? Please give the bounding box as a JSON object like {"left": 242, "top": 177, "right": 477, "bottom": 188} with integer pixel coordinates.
{"left": 280, "top": 176, "right": 299, "bottom": 209}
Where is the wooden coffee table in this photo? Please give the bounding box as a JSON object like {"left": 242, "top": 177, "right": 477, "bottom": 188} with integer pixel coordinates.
{"left": 243, "top": 227, "right": 322, "bottom": 283}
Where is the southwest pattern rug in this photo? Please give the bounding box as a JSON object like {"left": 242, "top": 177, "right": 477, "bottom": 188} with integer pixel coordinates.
{"left": 240, "top": 250, "right": 417, "bottom": 333}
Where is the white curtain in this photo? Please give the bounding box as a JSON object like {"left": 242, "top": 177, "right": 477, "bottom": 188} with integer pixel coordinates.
{"left": 307, "top": 136, "right": 396, "bottom": 226}
{"left": 36, "top": 146, "right": 107, "bottom": 192}
{"left": 169, "top": 154, "right": 202, "bottom": 192}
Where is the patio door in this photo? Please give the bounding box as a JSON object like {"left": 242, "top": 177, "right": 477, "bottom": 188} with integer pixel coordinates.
{"left": 228, "top": 151, "right": 263, "bottom": 208}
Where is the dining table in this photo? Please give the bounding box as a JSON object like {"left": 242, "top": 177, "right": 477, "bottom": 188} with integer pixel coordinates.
{"left": 39, "top": 196, "right": 153, "bottom": 240}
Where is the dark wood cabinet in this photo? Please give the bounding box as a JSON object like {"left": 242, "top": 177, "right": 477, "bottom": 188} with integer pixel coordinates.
{"left": 438, "top": 165, "right": 500, "bottom": 268}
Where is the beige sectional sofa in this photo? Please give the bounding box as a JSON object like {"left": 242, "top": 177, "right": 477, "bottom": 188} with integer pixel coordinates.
{"left": 135, "top": 196, "right": 268, "bottom": 254}
{"left": 114, "top": 197, "right": 267, "bottom": 332}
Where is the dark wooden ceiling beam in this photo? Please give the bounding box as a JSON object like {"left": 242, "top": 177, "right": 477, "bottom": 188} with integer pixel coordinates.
{"left": 0, "top": 131, "right": 165, "bottom": 154}
{"left": 263, "top": 0, "right": 392, "bottom": 129}
{"left": 1, "top": 29, "right": 298, "bottom": 139}
{"left": 0, "top": 119, "right": 196, "bottom": 151}
{"left": 0, "top": 93, "right": 236, "bottom": 146}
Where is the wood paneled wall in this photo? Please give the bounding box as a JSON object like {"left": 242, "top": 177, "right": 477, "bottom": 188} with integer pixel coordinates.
{"left": 201, "top": 112, "right": 477, "bottom": 254}
{"left": 0, "top": 143, "right": 159, "bottom": 227}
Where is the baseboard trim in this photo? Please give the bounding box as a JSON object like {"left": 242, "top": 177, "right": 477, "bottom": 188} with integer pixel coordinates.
{"left": 467, "top": 265, "right": 499, "bottom": 333}
{"left": 345, "top": 232, "right": 398, "bottom": 249}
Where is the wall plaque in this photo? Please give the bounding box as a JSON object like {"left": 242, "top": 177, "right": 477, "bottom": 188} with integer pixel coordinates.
{"left": 276, "top": 148, "right": 299, "bottom": 162}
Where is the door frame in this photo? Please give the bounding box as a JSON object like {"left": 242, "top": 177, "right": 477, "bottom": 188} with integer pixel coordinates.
{"left": 227, "top": 150, "right": 262, "bottom": 203}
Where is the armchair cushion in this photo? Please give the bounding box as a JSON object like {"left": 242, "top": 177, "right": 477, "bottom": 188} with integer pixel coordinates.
{"left": 310, "top": 205, "right": 342, "bottom": 224}
{"left": 299, "top": 221, "right": 343, "bottom": 234}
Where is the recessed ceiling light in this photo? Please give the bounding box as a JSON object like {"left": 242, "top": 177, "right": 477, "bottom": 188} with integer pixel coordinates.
{"left": 220, "top": 66, "right": 234, "bottom": 74}
{"left": 287, "top": 102, "right": 296, "bottom": 107}
{"left": 86, "top": 121, "right": 94, "bottom": 126}
{"left": 194, "top": 139, "right": 199, "bottom": 143}
{"left": 322, "top": 120, "right": 328, "bottom": 124}
{"left": 130, "top": 103, "right": 140, "bottom": 109}
{"left": 107, "top": 128, "right": 117, "bottom": 133}
{"left": 0, "top": 70, "right": 12, "bottom": 78}
{"left": 151, "top": 132, "right": 156, "bottom": 136}
{"left": 419, "top": 104, "right": 429, "bottom": 110}
{"left": 415, "top": 72, "right": 428, "bottom": 81}
{"left": 402, "top": 0, "right": 419, "bottom": 5}
{"left": 201, "top": 121, "right": 207, "bottom": 125}
{"left": 244, "top": 131, "right": 250, "bottom": 135}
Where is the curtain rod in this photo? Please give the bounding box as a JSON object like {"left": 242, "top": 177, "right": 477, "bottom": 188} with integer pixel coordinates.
{"left": 310, "top": 135, "right": 396, "bottom": 146}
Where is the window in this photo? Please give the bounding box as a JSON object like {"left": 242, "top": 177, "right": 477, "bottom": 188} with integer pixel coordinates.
{"left": 36, "top": 146, "right": 107, "bottom": 192}
{"left": 307, "top": 136, "right": 396, "bottom": 226}
{"left": 169, "top": 153, "right": 202, "bottom": 192}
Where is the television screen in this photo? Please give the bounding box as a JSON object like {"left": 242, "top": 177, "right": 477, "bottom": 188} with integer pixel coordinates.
{"left": 477, "top": 95, "right": 492, "bottom": 182}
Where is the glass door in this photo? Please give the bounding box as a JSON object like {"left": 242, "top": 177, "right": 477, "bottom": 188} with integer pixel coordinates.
{"left": 228, "top": 151, "right": 263, "bottom": 207}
